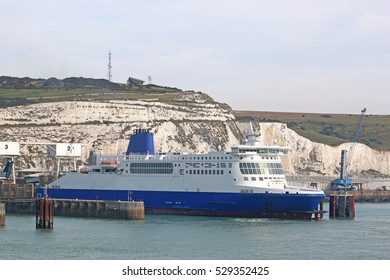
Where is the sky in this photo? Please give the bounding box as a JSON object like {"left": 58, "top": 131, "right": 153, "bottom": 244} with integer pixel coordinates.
{"left": 1, "top": 0, "right": 390, "bottom": 114}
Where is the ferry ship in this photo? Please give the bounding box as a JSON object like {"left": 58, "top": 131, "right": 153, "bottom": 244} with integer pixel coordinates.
{"left": 36, "top": 124, "right": 325, "bottom": 219}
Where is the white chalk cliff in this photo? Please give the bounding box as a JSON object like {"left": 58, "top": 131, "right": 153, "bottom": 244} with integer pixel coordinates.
{"left": 0, "top": 97, "right": 389, "bottom": 178}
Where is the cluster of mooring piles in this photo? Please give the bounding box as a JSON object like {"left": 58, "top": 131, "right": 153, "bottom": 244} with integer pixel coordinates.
{"left": 36, "top": 197, "right": 54, "bottom": 229}
{"left": 329, "top": 193, "right": 355, "bottom": 218}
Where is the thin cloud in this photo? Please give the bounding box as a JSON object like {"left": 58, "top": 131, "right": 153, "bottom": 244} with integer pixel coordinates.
{"left": 1, "top": 0, "right": 389, "bottom": 113}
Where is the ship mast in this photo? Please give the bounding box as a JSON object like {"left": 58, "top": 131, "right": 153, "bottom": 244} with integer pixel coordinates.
{"left": 245, "top": 123, "right": 260, "bottom": 146}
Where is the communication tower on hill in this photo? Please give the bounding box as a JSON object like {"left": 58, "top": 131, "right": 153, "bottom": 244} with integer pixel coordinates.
{"left": 107, "top": 50, "right": 112, "bottom": 82}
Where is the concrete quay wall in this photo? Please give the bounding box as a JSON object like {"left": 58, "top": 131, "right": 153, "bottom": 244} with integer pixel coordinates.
{"left": 324, "top": 190, "right": 390, "bottom": 202}
{"left": 4, "top": 199, "right": 144, "bottom": 220}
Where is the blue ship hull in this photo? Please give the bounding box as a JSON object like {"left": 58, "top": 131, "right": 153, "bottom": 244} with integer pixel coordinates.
{"left": 36, "top": 188, "right": 325, "bottom": 219}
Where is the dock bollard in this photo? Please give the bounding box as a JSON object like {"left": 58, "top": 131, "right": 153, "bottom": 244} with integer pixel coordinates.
{"left": 36, "top": 197, "right": 54, "bottom": 229}
{"left": 0, "top": 202, "right": 5, "bottom": 226}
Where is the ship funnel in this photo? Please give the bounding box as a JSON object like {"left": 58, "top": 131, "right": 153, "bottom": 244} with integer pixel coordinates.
{"left": 126, "top": 129, "right": 155, "bottom": 155}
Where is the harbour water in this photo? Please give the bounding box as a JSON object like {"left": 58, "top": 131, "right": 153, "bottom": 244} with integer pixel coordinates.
{"left": 1, "top": 203, "right": 390, "bottom": 260}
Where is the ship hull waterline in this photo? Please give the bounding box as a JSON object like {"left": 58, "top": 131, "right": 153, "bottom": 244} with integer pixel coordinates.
{"left": 36, "top": 188, "right": 325, "bottom": 220}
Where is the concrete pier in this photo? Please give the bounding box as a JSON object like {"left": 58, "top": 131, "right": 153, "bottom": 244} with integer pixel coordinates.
{"left": 5, "top": 199, "right": 144, "bottom": 220}
{"left": 353, "top": 190, "right": 390, "bottom": 202}
{"left": 324, "top": 190, "right": 390, "bottom": 202}
{"left": 54, "top": 199, "right": 144, "bottom": 219}
{"left": 0, "top": 202, "right": 5, "bottom": 226}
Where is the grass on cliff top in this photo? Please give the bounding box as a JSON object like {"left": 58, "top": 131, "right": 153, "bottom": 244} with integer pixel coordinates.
{"left": 234, "top": 110, "right": 390, "bottom": 151}
{"left": 0, "top": 83, "right": 217, "bottom": 108}
{"left": 0, "top": 85, "right": 186, "bottom": 103}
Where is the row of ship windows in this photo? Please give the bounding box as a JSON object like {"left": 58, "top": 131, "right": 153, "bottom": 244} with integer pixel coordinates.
{"left": 243, "top": 176, "right": 284, "bottom": 181}
{"left": 187, "top": 169, "right": 225, "bottom": 175}
{"left": 126, "top": 162, "right": 281, "bottom": 169}
{"left": 240, "top": 168, "right": 284, "bottom": 175}
{"left": 240, "top": 162, "right": 283, "bottom": 168}
{"left": 127, "top": 162, "right": 174, "bottom": 168}
{"left": 129, "top": 168, "right": 173, "bottom": 174}
{"left": 121, "top": 162, "right": 284, "bottom": 176}
{"left": 125, "top": 169, "right": 228, "bottom": 175}
{"left": 128, "top": 162, "right": 174, "bottom": 174}
{"left": 122, "top": 163, "right": 228, "bottom": 175}
{"left": 233, "top": 148, "right": 286, "bottom": 154}
{"left": 239, "top": 156, "right": 279, "bottom": 161}
{"left": 131, "top": 156, "right": 234, "bottom": 161}
{"left": 126, "top": 163, "right": 230, "bottom": 175}
{"left": 239, "top": 162, "right": 284, "bottom": 175}
{"left": 126, "top": 162, "right": 230, "bottom": 168}
{"left": 184, "top": 156, "right": 232, "bottom": 160}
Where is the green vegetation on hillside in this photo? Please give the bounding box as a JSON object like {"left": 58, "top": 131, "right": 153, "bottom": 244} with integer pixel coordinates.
{"left": 1, "top": 76, "right": 388, "bottom": 151}
{"left": 0, "top": 76, "right": 201, "bottom": 108}
{"left": 234, "top": 111, "right": 390, "bottom": 151}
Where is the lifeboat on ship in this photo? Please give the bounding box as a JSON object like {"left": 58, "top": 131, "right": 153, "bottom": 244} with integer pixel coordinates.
{"left": 99, "top": 160, "right": 119, "bottom": 170}
{"left": 79, "top": 166, "right": 90, "bottom": 174}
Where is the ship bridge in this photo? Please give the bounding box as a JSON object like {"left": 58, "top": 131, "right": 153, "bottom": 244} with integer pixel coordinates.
{"left": 231, "top": 146, "right": 290, "bottom": 156}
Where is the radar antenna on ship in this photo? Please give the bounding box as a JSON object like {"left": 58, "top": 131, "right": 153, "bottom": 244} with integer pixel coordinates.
{"left": 204, "top": 129, "right": 213, "bottom": 152}
{"left": 245, "top": 122, "right": 260, "bottom": 146}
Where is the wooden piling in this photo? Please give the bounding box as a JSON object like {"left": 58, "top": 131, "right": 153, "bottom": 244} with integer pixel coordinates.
{"left": 0, "top": 202, "right": 5, "bottom": 226}
{"left": 36, "top": 197, "right": 54, "bottom": 229}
